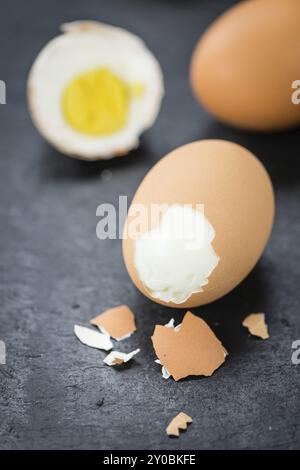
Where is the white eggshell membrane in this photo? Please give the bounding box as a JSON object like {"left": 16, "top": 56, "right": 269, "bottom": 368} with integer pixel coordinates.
{"left": 27, "top": 21, "right": 164, "bottom": 159}
{"left": 103, "top": 348, "right": 140, "bottom": 366}
{"left": 135, "top": 205, "right": 219, "bottom": 304}
{"left": 74, "top": 324, "right": 113, "bottom": 351}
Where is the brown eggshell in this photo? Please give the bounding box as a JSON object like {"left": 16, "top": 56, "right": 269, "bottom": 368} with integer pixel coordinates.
{"left": 122, "top": 140, "right": 275, "bottom": 308}
{"left": 190, "top": 0, "right": 300, "bottom": 131}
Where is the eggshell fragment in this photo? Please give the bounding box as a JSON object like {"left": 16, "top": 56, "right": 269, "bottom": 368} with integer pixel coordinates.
{"left": 151, "top": 311, "right": 227, "bottom": 381}
{"left": 103, "top": 349, "right": 140, "bottom": 366}
{"left": 154, "top": 318, "right": 180, "bottom": 379}
{"left": 190, "top": 0, "right": 300, "bottom": 131}
{"left": 74, "top": 325, "right": 112, "bottom": 351}
{"left": 154, "top": 359, "right": 171, "bottom": 380}
{"left": 242, "top": 313, "right": 269, "bottom": 340}
{"left": 123, "top": 140, "right": 275, "bottom": 308}
{"left": 90, "top": 305, "right": 136, "bottom": 341}
{"left": 166, "top": 412, "right": 193, "bottom": 437}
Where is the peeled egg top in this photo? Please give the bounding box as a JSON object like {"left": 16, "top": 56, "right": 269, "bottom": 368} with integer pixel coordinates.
{"left": 27, "top": 21, "right": 164, "bottom": 159}
{"left": 190, "top": 0, "right": 300, "bottom": 131}
{"left": 122, "top": 140, "right": 275, "bottom": 308}
{"left": 135, "top": 205, "right": 220, "bottom": 304}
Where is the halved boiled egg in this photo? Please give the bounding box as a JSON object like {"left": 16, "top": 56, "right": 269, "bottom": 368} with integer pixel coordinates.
{"left": 27, "top": 21, "right": 164, "bottom": 160}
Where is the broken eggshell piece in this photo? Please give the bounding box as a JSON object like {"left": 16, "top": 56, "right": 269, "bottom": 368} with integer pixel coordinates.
{"left": 166, "top": 412, "right": 193, "bottom": 437}
{"left": 90, "top": 305, "right": 136, "bottom": 341}
{"left": 155, "top": 359, "right": 171, "bottom": 380}
{"left": 151, "top": 311, "right": 227, "bottom": 381}
{"left": 154, "top": 318, "right": 180, "bottom": 379}
{"left": 74, "top": 324, "right": 113, "bottom": 351}
{"left": 103, "top": 348, "right": 140, "bottom": 366}
{"left": 242, "top": 313, "right": 269, "bottom": 339}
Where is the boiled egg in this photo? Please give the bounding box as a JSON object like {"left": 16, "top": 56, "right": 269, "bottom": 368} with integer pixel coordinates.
{"left": 123, "top": 140, "right": 275, "bottom": 308}
{"left": 27, "top": 21, "right": 164, "bottom": 159}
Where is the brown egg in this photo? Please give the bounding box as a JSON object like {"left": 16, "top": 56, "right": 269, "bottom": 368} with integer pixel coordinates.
{"left": 122, "top": 140, "right": 275, "bottom": 308}
{"left": 190, "top": 0, "right": 300, "bottom": 131}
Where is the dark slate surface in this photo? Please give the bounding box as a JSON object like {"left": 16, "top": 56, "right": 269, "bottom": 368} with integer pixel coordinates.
{"left": 0, "top": 0, "right": 300, "bottom": 450}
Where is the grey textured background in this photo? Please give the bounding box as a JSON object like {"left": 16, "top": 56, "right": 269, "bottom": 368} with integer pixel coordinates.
{"left": 0, "top": 0, "right": 300, "bottom": 450}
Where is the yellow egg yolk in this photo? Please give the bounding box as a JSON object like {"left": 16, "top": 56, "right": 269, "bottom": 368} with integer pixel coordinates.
{"left": 62, "top": 68, "right": 144, "bottom": 136}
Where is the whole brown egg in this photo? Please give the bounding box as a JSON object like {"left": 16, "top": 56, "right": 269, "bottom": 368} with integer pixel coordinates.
{"left": 190, "top": 0, "right": 300, "bottom": 131}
